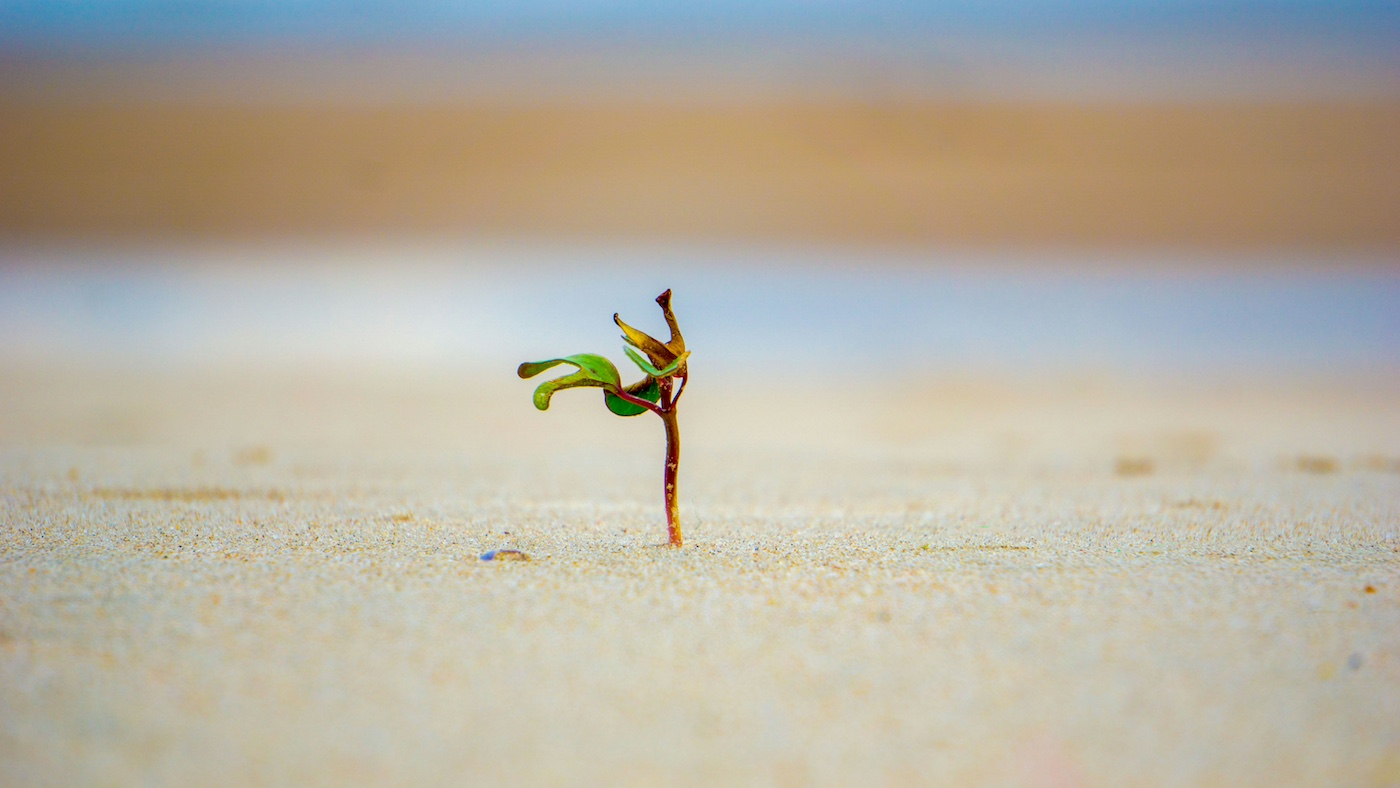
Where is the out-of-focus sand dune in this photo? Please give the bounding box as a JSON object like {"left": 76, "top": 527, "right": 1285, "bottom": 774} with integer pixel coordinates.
{"left": 3, "top": 100, "right": 1399, "bottom": 248}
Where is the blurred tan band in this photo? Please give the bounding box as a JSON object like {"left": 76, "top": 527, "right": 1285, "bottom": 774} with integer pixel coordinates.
{"left": 2, "top": 101, "right": 1398, "bottom": 249}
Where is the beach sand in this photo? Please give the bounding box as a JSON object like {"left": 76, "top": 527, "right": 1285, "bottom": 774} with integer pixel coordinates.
{"left": 4, "top": 100, "right": 1399, "bottom": 249}
{"left": 2, "top": 365, "right": 1397, "bottom": 784}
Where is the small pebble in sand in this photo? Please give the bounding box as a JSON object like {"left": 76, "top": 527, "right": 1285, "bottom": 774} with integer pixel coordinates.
{"left": 480, "top": 549, "right": 531, "bottom": 562}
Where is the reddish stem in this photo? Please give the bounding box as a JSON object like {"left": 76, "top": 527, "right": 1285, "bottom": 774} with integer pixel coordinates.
{"left": 661, "top": 406, "right": 682, "bottom": 547}
{"left": 614, "top": 376, "right": 683, "bottom": 547}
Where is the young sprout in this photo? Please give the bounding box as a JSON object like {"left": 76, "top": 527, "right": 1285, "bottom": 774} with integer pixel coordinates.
{"left": 517, "top": 290, "right": 690, "bottom": 547}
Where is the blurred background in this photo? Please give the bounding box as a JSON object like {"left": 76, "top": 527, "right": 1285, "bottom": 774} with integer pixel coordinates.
{"left": 1, "top": 0, "right": 1398, "bottom": 451}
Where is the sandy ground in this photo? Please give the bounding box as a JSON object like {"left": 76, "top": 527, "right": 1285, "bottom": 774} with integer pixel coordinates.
{"left": 3, "top": 100, "right": 1399, "bottom": 248}
{"left": 2, "top": 366, "right": 1398, "bottom": 785}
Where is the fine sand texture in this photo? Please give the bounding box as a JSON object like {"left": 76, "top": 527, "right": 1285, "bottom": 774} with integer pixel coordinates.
{"left": 2, "top": 366, "right": 1399, "bottom": 785}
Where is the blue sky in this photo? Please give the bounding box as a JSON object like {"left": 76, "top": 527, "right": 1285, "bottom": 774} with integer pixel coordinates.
{"left": 3, "top": 1, "right": 1398, "bottom": 52}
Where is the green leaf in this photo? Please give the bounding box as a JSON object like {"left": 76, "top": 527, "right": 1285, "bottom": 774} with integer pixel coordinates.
{"left": 605, "top": 378, "right": 660, "bottom": 417}
{"left": 623, "top": 346, "right": 689, "bottom": 379}
{"left": 516, "top": 354, "right": 622, "bottom": 411}
{"left": 517, "top": 354, "right": 620, "bottom": 383}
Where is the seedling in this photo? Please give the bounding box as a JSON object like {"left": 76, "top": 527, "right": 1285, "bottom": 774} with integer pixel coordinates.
{"left": 518, "top": 289, "right": 690, "bottom": 547}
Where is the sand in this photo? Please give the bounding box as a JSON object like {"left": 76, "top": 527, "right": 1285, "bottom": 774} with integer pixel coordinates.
{"left": 2, "top": 366, "right": 1398, "bottom": 785}
{"left": 3, "top": 100, "right": 1399, "bottom": 248}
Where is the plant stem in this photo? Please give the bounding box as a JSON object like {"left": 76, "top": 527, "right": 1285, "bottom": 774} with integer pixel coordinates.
{"left": 661, "top": 406, "right": 682, "bottom": 547}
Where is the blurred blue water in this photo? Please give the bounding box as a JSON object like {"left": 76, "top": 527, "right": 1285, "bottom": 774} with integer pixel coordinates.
{"left": 5, "top": 2, "right": 1396, "bottom": 105}
{"left": 5, "top": 1, "right": 1397, "bottom": 102}
{"left": 4, "top": 1, "right": 1396, "bottom": 48}
{"left": 1, "top": 245, "right": 1395, "bottom": 377}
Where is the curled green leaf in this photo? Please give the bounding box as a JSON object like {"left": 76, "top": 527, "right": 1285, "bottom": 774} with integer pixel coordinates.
{"left": 623, "top": 346, "right": 689, "bottom": 379}
{"left": 516, "top": 354, "right": 622, "bottom": 411}
{"left": 606, "top": 377, "right": 661, "bottom": 416}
